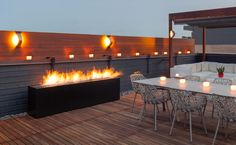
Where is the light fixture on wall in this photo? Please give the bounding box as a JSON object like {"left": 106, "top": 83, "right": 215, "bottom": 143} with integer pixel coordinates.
{"left": 186, "top": 50, "right": 191, "bottom": 54}
{"left": 26, "top": 55, "right": 32, "bottom": 61}
{"left": 89, "top": 53, "right": 94, "bottom": 58}
{"left": 69, "top": 54, "right": 75, "bottom": 59}
{"left": 12, "top": 31, "right": 23, "bottom": 48}
{"left": 178, "top": 51, "right": 182, "bottom": 54}
{"left": 163, "top": 51, "right": 168, "bottom": 55}
{"left": 169, "top": 30, "right": 175, "bottom": 38}
{"left": 154, "top": 52, "right": 158, "bottom": 55}
{"left": 117, "top": 53, "right": 122, "bottom": 57}
{"left": 102, "top": 35, "right": 113, "bottom": 49}
{"left": 135, "top": 52, "right": 140, "bottom": 56}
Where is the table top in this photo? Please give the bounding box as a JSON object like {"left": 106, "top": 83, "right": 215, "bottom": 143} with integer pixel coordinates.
{"left": 133, "top": 77, "right": 236, "bottom": 98}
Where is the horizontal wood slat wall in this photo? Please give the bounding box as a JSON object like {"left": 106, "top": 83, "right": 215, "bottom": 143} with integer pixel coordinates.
{"left": 0, "top": 31, "right": 194, "bottom": 63}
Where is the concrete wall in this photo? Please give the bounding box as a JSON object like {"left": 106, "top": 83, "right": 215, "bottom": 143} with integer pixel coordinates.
{"left": 0, "top": 55, "right": 197, "bottom": 117}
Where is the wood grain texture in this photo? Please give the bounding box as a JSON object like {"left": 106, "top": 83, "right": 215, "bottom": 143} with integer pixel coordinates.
{"left": 0, "top": 30, "right": 194, "bottom": 63}
{"left": 0, "top": 94, "right": 235, "bottom": 145}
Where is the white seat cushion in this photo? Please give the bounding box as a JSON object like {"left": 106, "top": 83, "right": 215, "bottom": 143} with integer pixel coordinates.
{"left": 170, "top": 65, "right": 192, "bottom": 77}
{"left": 192, "top": 71, "right": 214, "bottom": 81}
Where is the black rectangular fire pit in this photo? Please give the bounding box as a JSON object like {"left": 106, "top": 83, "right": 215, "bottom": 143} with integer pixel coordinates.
{"left": 28, "top": 77, "right": 120, "bottom": 118}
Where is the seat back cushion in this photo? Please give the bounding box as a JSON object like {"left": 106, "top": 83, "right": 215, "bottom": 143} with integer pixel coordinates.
{"left": 223, "top": 64, "right": 234, "bottom": 73}
{"left": 208, "top": 62, "right": 219, "bottom": 73}
{"left": 201, "top": 62, "right": 209, "bottom": 71}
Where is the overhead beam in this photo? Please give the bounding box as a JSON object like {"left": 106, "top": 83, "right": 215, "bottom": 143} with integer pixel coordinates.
{"left": 202, "top": 27, "right": 206, "bottom": 61}
{"left": 168, "top": 16, "right": 173, "bottom": 76}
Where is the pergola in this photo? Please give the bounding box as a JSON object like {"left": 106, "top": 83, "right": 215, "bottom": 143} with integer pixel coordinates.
{"left": 168, "top": 7, "right": 236, "bottom": 72}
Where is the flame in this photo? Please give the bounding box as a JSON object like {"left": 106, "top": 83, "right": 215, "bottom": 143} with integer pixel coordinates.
{"left": 42, "top": 67, "right": 122, "bottom": 86}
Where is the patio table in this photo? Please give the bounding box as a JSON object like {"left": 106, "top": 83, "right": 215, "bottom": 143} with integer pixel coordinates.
{"left": 133, "top": 77, "right": 236, "bottom": 98}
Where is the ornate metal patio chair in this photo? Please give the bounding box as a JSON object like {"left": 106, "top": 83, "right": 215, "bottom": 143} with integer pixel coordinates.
{"left": 169, "top": 89, "right": 207, "bottom": 142}
{"left": 138, "top": 84, "right": 171, "bottom": 131}
{"left": 130, "top": 72, "right": 146, "bottom": 112}
{"left": 212, "top": 95, "right": 236, "bottom": 145}
{"left": 211, "top": 78, "right": 232, "bottom": 118}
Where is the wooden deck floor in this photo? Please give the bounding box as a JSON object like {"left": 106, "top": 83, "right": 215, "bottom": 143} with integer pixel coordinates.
{"left": 0, "top": 93, "right": 235, "bottom": 145}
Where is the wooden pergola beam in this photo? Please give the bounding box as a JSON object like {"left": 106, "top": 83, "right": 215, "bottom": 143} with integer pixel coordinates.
{"left": 202, "top": 27, "right": 206, "bottom": 61}
{"left": 168, "top": 16, "right": 173, "bottom": 75}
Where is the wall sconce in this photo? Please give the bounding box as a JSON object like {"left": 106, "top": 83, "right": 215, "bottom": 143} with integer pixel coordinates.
{"left": 89, "top": 53, "right": 94, "bottom": 58}
{"left": 186, "top": 50, "right": 191, "bottom": 54}
{"left": 12, "top": 31, "right": 23, "bottom": 48}
{"left": 154, "top": 52, "right": 158, "bottom": 55}
{"left": 69, "top": 54, "right": 75, "bottom": 59}
{"left": 135, "top": 52, "right": 140, "bottom": 56}
{"left": 117, "top": 53, "right": 122, "bottom": 57}
{"left": 26, "top": 55, "right": 32, "bottom": 61}
{"left": 169, "top": 30, "right": 175, "bottom": 38}
{"left": 163, "top": 51, "right": 168, "bottom": 55}
{"left": 102, "top": 35, "right": 113, "bottom": 49}
{"left": 178, "top": 51, "right": 182, "bottom": 54}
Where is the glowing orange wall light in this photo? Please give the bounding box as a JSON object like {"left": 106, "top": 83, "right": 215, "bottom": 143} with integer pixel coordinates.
{"left": 12, "top": 31, "right": 23, "bottom": 48}
{"left": 102, "top": 35, "right": 113, "bottom": 49}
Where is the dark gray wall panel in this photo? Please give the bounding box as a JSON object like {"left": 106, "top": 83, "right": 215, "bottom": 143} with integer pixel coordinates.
{"left": 0, "top": 55, "right": 197, "bottom": 117}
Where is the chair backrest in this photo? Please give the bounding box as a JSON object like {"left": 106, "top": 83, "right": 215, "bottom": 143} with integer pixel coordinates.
{"left": 139, "top": 84, "right": 169, "bottom": 104}
{"left": 213, "top": 78, "right": 232, "bottom": 85}
{"left": 169, "top": 89, "right": 206, "bottom": 111}
{"left": 130, "top": 72, "right": 145, "bottom": 93}
{"left": 185, "top": 75, "right": 201, "bottom": 82}
{"left": 213, "top": 95, "right": 236, "bottom": 121}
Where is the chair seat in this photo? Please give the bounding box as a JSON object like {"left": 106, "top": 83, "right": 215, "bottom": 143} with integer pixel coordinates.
{"left": 178, "top": 104, "right": 203, "bottom": 112}
{"left": 145, "top": 98, "right": 164, "bottom": 104}
{"left": 223, "top": 112, "right": 236, "bottom": 122}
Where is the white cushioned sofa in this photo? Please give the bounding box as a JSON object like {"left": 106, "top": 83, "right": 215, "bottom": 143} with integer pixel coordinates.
{"left": 170, "top": 61, "right": 236, "bottom": 84}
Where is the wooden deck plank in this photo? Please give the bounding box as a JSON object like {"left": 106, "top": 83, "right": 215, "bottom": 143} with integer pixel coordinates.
{"left": 0, "top": 93, "right": 235, "bottom": 145}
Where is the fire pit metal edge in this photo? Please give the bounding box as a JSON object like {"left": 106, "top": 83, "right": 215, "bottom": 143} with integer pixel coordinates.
{"left": 28, "top": 77, "right": 120, "bottom": 118}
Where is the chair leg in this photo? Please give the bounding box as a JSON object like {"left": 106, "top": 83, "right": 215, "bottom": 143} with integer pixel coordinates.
{"left": 154, "top": 104, "right": 157, "bottom": 131}
{"left": 169, "top": 109, "right": 177, "bottom": 135}
{"left": 166, "top": 101, "right": 172, "bottom": 121}
{"left": 212, "top": 118, "right": 221, "bottom": 145}
{"left": 189, "top": 112, "right": 193, "bottom": 142}
{"left": 184, "top": 112, "right": 187, "bottom": 129}
{"left": 225, "top": 121, "right": 229, "bottom": 139}
{"left": 212, "top": 104, "right": 214, "bottom": 119}
{"left": 132, "top": 92, "right": 138, "bottom": 112}
{"left": 201, "top": 110, "right": 208, "bottom": 135}
{"left": 138, "top": 103, "right": 146, "bottom": 121}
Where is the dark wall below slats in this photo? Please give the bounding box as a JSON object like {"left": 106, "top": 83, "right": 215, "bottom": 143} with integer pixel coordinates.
{"left": 0, "top": 55, "right": 197, "bottom": 117}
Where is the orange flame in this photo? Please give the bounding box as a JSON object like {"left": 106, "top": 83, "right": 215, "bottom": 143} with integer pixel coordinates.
{"left": 42, "top": 67, "right": 122, "bottom": 86}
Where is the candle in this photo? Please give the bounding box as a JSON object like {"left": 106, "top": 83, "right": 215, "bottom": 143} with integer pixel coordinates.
{"left": 203, "top": 82, "right": 210, "bottom": 87}
{"left": 89, "top": 54, "right": 94, "bottom": 58}
{"left": 69, "top": 54, "right": 74, "bottom": 59}
{"left": 135, "top": 52, "right": 140, "bottom": 56}
{"left": 231, "top": 85, "right": 236, "bottom": 91}
{"left": 179, "top": 79, "right": 186, "bottom": 84}
{"left": 175, "top": 73, "right": 180, "bottom": 77}
{"left": 26, "top": 56, "right": 32, "bottom": 61}
{"left": 154, "top": 52, "right": 158, "bottom": 55}
{"left": 117, "top": 53, "right": 122, "bottom": 57}
{"left": 160, "top": 76, "right": 166, "bottom": 81}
